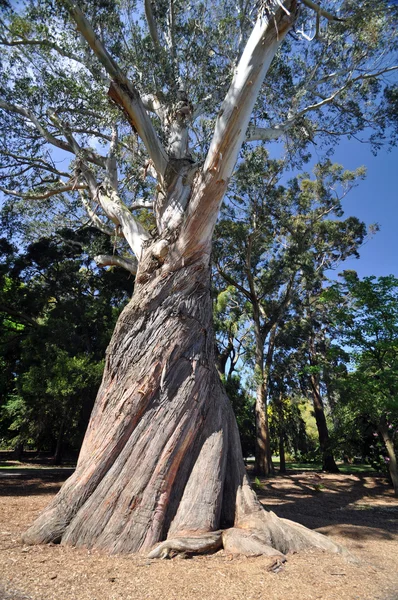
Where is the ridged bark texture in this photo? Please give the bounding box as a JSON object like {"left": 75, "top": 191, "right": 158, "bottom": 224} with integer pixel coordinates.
{"left": 23, "top": 256, "right": 347, "bottom": 559}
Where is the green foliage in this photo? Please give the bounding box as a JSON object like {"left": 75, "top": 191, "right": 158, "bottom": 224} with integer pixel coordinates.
{"left": 268, "top": 396, "right": 316, "bottom": 461}
{"left": 0, "top": 227, "right": 133, "bottom": 455}
{"left": 223, "top": 375, "right": 255, "bottom": 458}
{"left": 327, "top": 274, "right": 398, "bottom": 474}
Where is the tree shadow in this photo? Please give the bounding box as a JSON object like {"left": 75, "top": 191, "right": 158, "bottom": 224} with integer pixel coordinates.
{"left": 253, "top": 470, "right": 398, "bottom": 541}
{"left": 0, "top": 468, "right": 74, "bottom": 497}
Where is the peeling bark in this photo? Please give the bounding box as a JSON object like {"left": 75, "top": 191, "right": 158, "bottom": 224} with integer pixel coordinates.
{"left": 23, "top": 252, "right": 345, "bottom": 560}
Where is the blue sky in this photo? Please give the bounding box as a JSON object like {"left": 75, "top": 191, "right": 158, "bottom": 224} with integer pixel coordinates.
{"left": 325, "top": 141, "right": 398, "bottom": 279}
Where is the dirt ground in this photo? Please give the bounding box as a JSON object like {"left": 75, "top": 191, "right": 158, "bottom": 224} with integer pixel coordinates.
{"left": 0, "top": 467, "right": 397, "bottom": 600}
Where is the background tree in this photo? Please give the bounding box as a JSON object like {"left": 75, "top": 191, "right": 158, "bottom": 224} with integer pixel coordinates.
{"left": 0, "top": 228, "right": 133, "bottom": 461}
{"left": 329, "top": 273, "right": 398, "bottom": 494}
{"left": 214, "top": 151, "right": 367, "bottom": 474}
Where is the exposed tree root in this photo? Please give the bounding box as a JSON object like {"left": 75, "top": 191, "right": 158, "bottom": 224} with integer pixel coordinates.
{"left": 147, "top": 531, "right": 223, "bottom": 559}
{"left": 147, "top": 514, "right": 356, "bottom": 564}
{"left": 222, "top": 528, "right": 286, "bottom": 558}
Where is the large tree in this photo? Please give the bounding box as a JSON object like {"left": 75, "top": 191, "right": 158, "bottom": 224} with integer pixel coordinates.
{"left": 213, "top": 152, "right": 367, "bottom": 474}
{"left": 0, "top": 0, "right": 396, "bottom": 558}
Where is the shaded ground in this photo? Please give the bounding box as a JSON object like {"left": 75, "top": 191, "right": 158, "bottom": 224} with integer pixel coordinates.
{"left": 0, "top": 467, "right": 397, "bottom": 600}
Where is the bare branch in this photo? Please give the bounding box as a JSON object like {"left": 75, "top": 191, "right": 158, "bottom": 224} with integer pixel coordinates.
{"left": 0, "top": 183, "right": 87, "bottom": 200}
{"left": 0, "top": 36, "right": 109, "bottom": 83}
{"left": 94, "top": 254, "right": 137, "bottom": 274}
{"left": 0, "top": 98, "right": 73, "bottom": 154}
{"left": 0, "top": 98, "right": 106, "bottom": 168}
{"left": 179, "top": 0, "right": 297, "bottom": 257}
{"left": 300, "top": 0, "right": 344, "bottom": 22}
{"left": 106, "top": 125, "right": 119, "bottom": 189}
{"left": 144, "top": 0, "right": 161, "bottom": 50}
{"left": 63, "top": 0, "right": 169, "bottom": 179}
{"left": 130, "top": 200, "right": 154, "bottom": 210}
{"left": 246, "top": 64, "right": 398, "bottom": 142}
{"left": 0, "top": 150, "right": 70, "bottom": 178}
{"left": 76, "top": 160, "right": 150, "bottom": 259}
{"left": 216, "top": 264, "right": 252, "bottom": 302}
{"left": 79, "top": 190, "right": 114, "bottom": 237}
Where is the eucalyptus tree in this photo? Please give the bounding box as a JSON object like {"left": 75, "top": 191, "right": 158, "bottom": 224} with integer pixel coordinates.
{"left": 265, "top": 323, "right": 311, "bottom": 474}
{"left": 0, "top": 0, "right": 396, "bottom": 559}
{"left": 329, "top": 273, "right": 398, "bottom": 493}
{"left": 214, "top": 150, "right": 367, "bottom": 474}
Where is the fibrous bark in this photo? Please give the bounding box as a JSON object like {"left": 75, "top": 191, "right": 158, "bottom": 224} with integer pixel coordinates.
{"left": 19, "top": 0, "right": 349, "bottom": 563}
{"left": 23, "top": 251, "right": 346, "bottom": 560}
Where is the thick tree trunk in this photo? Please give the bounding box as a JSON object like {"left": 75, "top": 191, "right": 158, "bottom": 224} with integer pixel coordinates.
{"left": 23, "top": 255, "right": 345, "bottom": 559}
{"left": 379, "top": 418, "right": 398, "bottom": 496}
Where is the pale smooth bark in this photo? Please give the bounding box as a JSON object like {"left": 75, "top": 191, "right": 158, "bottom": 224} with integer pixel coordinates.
{"left": 94, "top": 255, "right": 137, "bottom": 274}
{"left": 62, "top": 1, "right": 169, "bottom": 179}
{"left": 178, "top": 0, "right": 297, "bottom": 259}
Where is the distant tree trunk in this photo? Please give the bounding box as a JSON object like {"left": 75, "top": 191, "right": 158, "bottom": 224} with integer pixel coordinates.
{"left": 309, "top": 374, "right": 339, "bottom": 473}
{"left": 13, "top": 442, "right": 24, "bottom": 462}
{"left": 308, "top": 335, "right": 339, "bottom": 474}
{"left": 252, "top": 314, "right": 278, "bottom": 476}
{"left": 52, "top": 417, "right": 66, "bottom": 466}
{"left": 254, "top": 319, "right": 272, "bottom": 476}
{"left": 279, "top": 431, "right": 286, "bottom": 474}
{"left": 277, "top": 392, "right": 286, "bottom": 474}
{"left": 379, "top": 417, "right": 398, "bottom": 496}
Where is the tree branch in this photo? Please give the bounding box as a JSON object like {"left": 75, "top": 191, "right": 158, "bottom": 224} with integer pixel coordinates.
{"left": 301, "top": 0, "right": 344, "bottom": 22}
{"left": 144, "top": 0, "right": 161, "bottom": 50}
{"left": 179, "top": 0, "right": 297, "bottom": 258}
{"left": 0, "top": 183, "right": 87, "bottom": 200}
{"left": 216, "top": 264, "right": 252, "bottom": 302}
{"left": 130, "top": 200, "right": 154, "bottom": 210}
{"left": 94, "top": 254, "right": 137, "bottom": 274}
{"left": 0, "top": 150, "right": 70, "bottom": 178}
{"left": 0, "top": 98, "right": 106, "bottom": 167}
{"left": 0, "top": 36, "right": 109, "bottom": 83}
{"left": 63, "top": 0, "right": 169, "bottom": 179}
{"left": 246, "top": 65, "right": 398, "bottom": 142}
{"left": 79, "top": 190, "right": 114, "bottom": 237}
{"left": 246, "top": 124, "right": 288, "bottom": 142}
{"left": 0, "top": 98, "right": 73, "bottom": 153}
{"left": 76, "top": 160, "right": 150, "bottom": 259}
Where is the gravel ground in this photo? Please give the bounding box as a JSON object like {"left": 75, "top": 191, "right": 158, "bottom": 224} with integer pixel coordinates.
{"left": 0, "top": 468, "right": 397, "bottom": 600}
